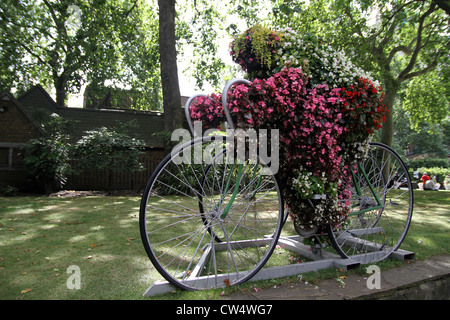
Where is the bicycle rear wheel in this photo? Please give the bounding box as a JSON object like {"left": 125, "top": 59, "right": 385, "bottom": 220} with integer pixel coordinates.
{"left": 139, "top": 136, "right": 284, "bottom": 290}
{"left": 327, "top": 142, "right": 413, "bottom": 263}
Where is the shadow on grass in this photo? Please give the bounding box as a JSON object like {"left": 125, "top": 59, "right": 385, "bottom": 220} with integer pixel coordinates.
{"left": 0, "top": 196, "right": 155, "bottom": 300}
{"left": 0, "top": 190, "right": 448, "bottom": 300}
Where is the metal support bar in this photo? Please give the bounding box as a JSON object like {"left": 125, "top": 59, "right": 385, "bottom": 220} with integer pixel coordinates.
{"left": 142, "top": 234, "right": 415, "bottom": 296}
{"left": 335, "top": 233, "right": 416, "bottom": 263}
{"left": 142, "top": 235, "right": 370, "bottom": 297}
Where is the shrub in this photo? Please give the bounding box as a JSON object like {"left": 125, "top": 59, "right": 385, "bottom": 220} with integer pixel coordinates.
{"left": 0, "top": 185, "right": 19, "bottom": 197}
{"left": 406, "top": 158, "right": 449, "bottom": 170}
{"left": 24, "top": 114, "right": 72, "bottom": 195}
{"left": 73, "top": 123, "right": 145, "bottom": 191}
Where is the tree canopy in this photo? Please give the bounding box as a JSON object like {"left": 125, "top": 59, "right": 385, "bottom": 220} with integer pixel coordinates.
{"left": 0, "top": 0, "right": 160, "bottom": 107}
{"left": 267, "top": 0, "right": 449, "bottom": 147}
{"left": 1, "top": 0, "right": 448, "bottom": 154}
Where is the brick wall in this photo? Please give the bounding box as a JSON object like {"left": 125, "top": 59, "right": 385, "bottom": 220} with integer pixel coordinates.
{"left": 0, "top": 95, "right": 42, "bottom": 190}
{"left": 0, "top": 98, "right": 42, "bottom": 143}
{"left": 1, "top": 89, "right": 168, "bottom": 193}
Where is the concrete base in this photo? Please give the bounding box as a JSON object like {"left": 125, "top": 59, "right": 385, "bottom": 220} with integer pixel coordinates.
{"left": 221, "top": 255, "right": 450, "bottom": 300}
{"left": 142, "top": 235, "right": 415, "bottom": 297}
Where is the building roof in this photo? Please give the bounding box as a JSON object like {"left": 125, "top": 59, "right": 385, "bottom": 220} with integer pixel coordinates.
{"left": 17, "top": 85, "right": 166, "bottom": 148}
{"left": 0, "top": 91, "right": 45, "bottom": 144}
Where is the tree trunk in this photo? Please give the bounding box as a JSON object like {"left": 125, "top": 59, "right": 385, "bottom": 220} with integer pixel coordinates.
{"left": 158, "top": 0, "right": 182, "bottom": 135}
{"left": 55, "top": 73, "right": 67, "bottom": 107}
{"left": 380, "top": 76, "right": 399, "bottom": 147}
{"left": 44, "top": 180, "right": 53, "bottom": 195}
{"left": 380, "top": 89, "right": 396, "bottom": 147}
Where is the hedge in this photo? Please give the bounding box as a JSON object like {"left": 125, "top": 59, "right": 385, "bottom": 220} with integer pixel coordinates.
{"left": 413, "top": 167, "right": 450, "bottom": 184}
{"left": 405, "top": 158, "right": 449, "bottom": 170}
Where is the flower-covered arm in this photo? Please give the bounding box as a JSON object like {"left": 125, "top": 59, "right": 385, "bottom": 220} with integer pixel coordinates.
{"left": 221, "top": 78, "right": 251, "bottom": 130}
{"left": 185, "top": 94, "right": 208, "bottom": 137}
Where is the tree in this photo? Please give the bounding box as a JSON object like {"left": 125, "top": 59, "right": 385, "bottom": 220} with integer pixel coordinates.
{"left": 0, "top": 0, "right": 160, "bottom": 107}
{"left": 177, "top": 0, "right": 271, "bottom": 91}
{"left": 158, "top": 0, "right": 182, "bottom": 134}
{"left": 393, "top": 99, "right": 448, "bottom": 157}
{"left": 1, "top": 1, "right": 107, "bottom": 105}
{"left": 433, "top": 0, "right": 450, "bottom": 15}
{"left": 87, "top": 1, "right": 162, "bottom": 111}
{"left": 270, "top": 0, "right": 450, "bottom": 147}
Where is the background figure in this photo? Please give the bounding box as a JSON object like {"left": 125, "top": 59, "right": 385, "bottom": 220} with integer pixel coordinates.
{"left": 421, "top": 172, "right": 439, "bottom": 190}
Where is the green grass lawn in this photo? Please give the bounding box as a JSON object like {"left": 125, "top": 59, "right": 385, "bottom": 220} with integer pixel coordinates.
{"left": 0, "top": 195, "right": 150, "bottom": 300}
{"left": 399, "top": 190, "right": 450, "bottom": 259}
{"left": 0, "top": 190, "right": 448, "bottom": 300}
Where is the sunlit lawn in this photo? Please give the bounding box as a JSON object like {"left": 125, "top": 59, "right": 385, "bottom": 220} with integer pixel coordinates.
{"left": 0, "top": 190, "right": 448, "bottom": 300}
{"left": 399, "top": 190, "right": 450, "bottom": 259}
{"left": 0, "top": 196, "right": 150, "bottom": 300}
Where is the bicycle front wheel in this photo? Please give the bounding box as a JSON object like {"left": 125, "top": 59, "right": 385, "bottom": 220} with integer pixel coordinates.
{"left": 327, "top": 142, "right": 413, "bottom": 263}
{"left": 139, "top": 136, "right": 284, "bottom": 291}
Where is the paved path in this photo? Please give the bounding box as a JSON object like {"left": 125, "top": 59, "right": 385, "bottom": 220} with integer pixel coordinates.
{"left": 220, "top": 255, "right": 450, "bottom": 300}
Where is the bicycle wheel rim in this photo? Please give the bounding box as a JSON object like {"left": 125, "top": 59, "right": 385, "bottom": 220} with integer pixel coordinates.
{"left": 328, "top": 142, "right": 413, "bottom": 263}
{"left": 139, "top": 136, "right": 284, "bottom": 290}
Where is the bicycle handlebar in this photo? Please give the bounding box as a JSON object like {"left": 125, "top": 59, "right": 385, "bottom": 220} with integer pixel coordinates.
{"left": 184, "top": 78, "right": 251, "bottom": 136}
{"left": 184, "top": 94, "right": 207, "bottom": 137}
{"left": 222, "top": 78, "right": 251, "bottom": 130}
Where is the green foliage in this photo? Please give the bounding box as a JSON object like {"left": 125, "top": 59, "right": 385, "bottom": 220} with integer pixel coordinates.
{"left": 231, "top": 25, "right": 283, "bottom": 74}
{"left": 268, "top": 0, "right": 450, "bottom": 147}
{"left": 176, "top": 1, "right": 227, "bottom": 90}
{"left": 292, "top": 171, "right": 338, "bottom": 200}
{"left": 406, "top": 158, "right": 449, "bottom": 170}
{"left": 392, "top": 101, "right": 448, "bottom": 157}
{"left": 403, "top": 70, "right": 449, "bottom": 130}
{"left": 176, "top": 0, "right": 278, "bottom": 91}
{"left": 24, "top": 114, "right": 73, "bottom": 194}
{"left": 73, "top": 121, "right": 145, "bottom": 185}
{"left": 0, "top": 0, "right": 160, "bottom": 108}
{"left": 416, "top": 167, "right": 450, "bottom": 184}
{"left": 0, "top": 185, "right": 20, "bottom": 197}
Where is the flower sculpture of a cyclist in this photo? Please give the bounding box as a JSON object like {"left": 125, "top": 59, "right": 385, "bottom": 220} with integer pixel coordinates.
{"left": 140, "top": 25, "right": 413, "bottom": 292}
{"left": 189, "top": 25, "right": 389, "bottom": 234}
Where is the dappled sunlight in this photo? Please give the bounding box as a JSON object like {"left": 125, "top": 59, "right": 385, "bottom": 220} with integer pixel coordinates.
{"left": 11, "top": 208, "right": 36, "bottom": 215}
{"left": 40, "top": 224, "right": 58, "bottom": 230}
{"left": 398, "top": 190, "right": 450, "bottom": 258}
{"left": 0, "top": 190, "right": 447, "bottom": 299}
{"left": 68, "top": 234, "right": 87, "bottom": 243}
{"left": 0, "top": 196, "right": 146, "bottom": 299}
{"left": 89, "top": 225, "right": 105, "bottom": 231}
{"left": 44, "top": 212, "right": 68, "bottom": 223}
{"left": 412, "top": 211, "right": 450, "bottom": 229}
{"left": 128, "top": 255, "right": 158, "bottom": 287}
{"left": 37, "top": 205, "right": 59, "bottom": 213}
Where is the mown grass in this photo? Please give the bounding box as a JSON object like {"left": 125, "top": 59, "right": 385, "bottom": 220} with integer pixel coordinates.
{"left": 0, "top": 196, "right": 149, "bottom": 300}
{"left": 0, "top": 189, "right": 448, "bottom": 300}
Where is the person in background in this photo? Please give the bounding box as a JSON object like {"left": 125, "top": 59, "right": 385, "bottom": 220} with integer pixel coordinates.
{"left": 421, "top": 172, "right": 439, "bottom": 190}
{"left": 421, "top": 172, "right": 430, "bottom": 186}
